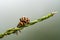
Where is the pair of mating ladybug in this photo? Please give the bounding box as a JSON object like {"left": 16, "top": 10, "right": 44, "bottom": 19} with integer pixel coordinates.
{"left": 17, "top": 16, "right": 30, "bottom": 28}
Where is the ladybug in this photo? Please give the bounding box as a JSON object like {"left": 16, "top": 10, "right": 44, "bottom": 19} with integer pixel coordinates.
{"left": 17, "top": 16, "right": 30, "bottom": 28}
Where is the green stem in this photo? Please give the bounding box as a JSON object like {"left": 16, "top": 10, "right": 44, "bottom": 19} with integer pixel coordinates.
{"left": 0, "top": 12, "right": 55, "bottom": 38}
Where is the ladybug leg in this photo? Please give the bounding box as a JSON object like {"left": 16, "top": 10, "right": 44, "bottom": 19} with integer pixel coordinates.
{"left": 15, "top": 30, "right": 21, "bottom": 35}
{"left": 18, "top": 30, "right": 21, "bottom": 33}
{"left": 15, "top": 31, "right": 18, "bottom": 35}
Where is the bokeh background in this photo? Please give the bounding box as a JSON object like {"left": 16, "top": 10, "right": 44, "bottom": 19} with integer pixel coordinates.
{"left": 0, "top": 0, "right": 60, "bottom": 40}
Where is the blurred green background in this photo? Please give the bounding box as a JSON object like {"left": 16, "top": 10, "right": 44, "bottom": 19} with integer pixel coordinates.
{"left": 0, "top": 0, "right": 60, "bottom": 40}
